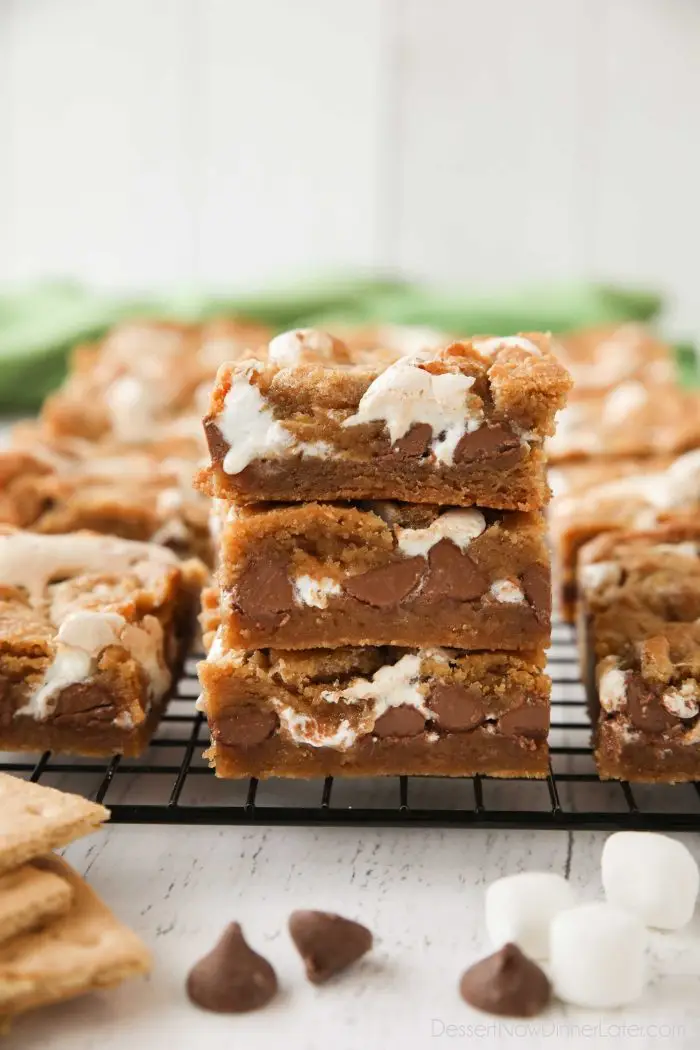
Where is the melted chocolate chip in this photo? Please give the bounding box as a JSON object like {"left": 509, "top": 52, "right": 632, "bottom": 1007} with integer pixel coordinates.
{"left": 50, "top": 684, "right": 118, "bottom": 728}
{"left": 288, "top": 911, "right": 373, "bottom": 984}
{"left": 420, "top": 540, "right": 489, "bottom": 602}
{"left": 204, "top": 418, "right": 228, "bottom": 462}
{"left": 215, "top": 706, "right": 279, "bottom": 748}
{"left": 186, "top": 922, "right": 278, "bottom": 1013}
{"left": 455, "top": 424, "right": 523, "bottom": 465}
{"left": 393, "top": 423, "right": 433, "bottom": 457}
{"left": 626, "top": 675, "right": 677, "bottom": 733}
{"left": 233, "top": 553, "right": 294, "bottom": 623}
{"left": 520, "top": 563, "right": 551, "bottom": 624}
{"left": 498, "top": 704, "right": 549, "bottom": 739}
{"left": 373, "top": 706, "right": 426, "bottom": 738}
{"left": 344, "top": 558, "right": 424, "bottom": 608}
{"left": 429, "top": 683, "right": 486, "bottom": 731}
{"left": 459, "top": 943, "right": 551, "bottom": 1018}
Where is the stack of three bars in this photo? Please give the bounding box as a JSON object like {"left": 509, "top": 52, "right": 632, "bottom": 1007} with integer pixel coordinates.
{"left": 197, "top": 329, "right": 572, "bottom": 779}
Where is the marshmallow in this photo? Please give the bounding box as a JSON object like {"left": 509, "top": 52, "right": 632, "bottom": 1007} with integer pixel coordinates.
{"left": 550, "top": 903, "right": 646, "bottom": 1008}
{"left": 602, "top": 831, "right": 699, "bottom": 930}
{"left": 485, "top": 872, "right": 576, "bottom": 960}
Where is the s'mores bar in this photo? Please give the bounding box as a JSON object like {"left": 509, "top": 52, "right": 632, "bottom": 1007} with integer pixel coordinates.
{"left": 42, "top": 318, "right": 270, "bottom": 447}
{"left": 198, "top": 330, "right": 572, "bottom": 510}
{"left": 551, "top": 449, "right": 700, "bottom": 621}
{"left": 0, "top": 442, "right": 211, "bottom": 563}
{"left": 0, "top": 530, "right": 204, "bottom": 756}
{"left": 199, "top": 638, "right": 550, "bottom": 779}
{"left": 555, "top": 323, "right": 676, "bottom": 398}
{"left": 548, "top": 382, "right": 700, "bottom": 463}
{"left": 216, "top": 501, "right": 550, "bottom": 650}
{"left": 579, "top": 523, "right": 700, "bottom": 782}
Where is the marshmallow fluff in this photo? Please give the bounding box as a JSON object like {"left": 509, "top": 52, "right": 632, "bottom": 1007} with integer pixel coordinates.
{"left": 396, "top": 509, "right": 486, "bottom": 557}
{"left": 550, "top": 903, "right": 647, "bottom": 1009}
{"left": 272, "top": 653, "right": 433, "bottom": 752}
{"left": 485, "top": 872, "right": 576, "bottom": 960}
{"left": 216, "top": 364, "right": 294, "bottom": 475}
{"left": 489, "top": 579, "right": 525, "bottom": 604}
{"left": 293, "top": 575, "right": 343, "bottom": 609}
{"left": 602, "top": 831, "right": 699, "bottom": 930}
{"left": 342, "top": 357, "right": 483, "bottom": 465}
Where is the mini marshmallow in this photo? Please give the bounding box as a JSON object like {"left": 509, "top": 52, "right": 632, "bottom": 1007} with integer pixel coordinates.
{"left": 485, "top": 872, "right": 576, "bottom": 960}
{"left": 602, "top": 831, "right": 699, "bottom": 930}
{"left": 550, "top": 902, "right": 646, "bottom": 1009}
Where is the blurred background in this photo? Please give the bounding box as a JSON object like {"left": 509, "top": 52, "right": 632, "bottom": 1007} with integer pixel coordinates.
{"left": 1, "top": 0, "right": 699, "bottom": 337}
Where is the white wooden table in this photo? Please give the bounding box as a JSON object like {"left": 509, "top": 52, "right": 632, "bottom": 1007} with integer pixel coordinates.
{"left": 8, "top": 823, "right": 700, "bottom": 1050}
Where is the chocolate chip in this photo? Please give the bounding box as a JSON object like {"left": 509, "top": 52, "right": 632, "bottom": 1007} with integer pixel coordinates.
{"left": 203, "top": 418, "right": 228, "bottom": 462}
{"left": 232, "top": 552, "right": 293, "bottom": 623}
{"left": 393, "top": 423, "right": 433, "bottom": 457}
{"left": 288, "top": 911, "right": 372, "bottom": 984}
{"left": 459, "top": 943, "right": 551, "bottom": 1018}
{"left": 214, "top": 706, "right": 279, "bottom": 748}
{"left": 186, "top": 922, "right": 278, "bottom": 1013}
{"left": 344, "top": 558, "right": 424, "bottom": 608}
{"left": 520, "top": 563, "right": 551, "bottom": 624}
{"left": 50, "top": 684, "right": 118, "bottom": 728}
{"left": 626, "top": 675, "right": 677, "bottom": 733}
{"left": 455, "top": 423, "right": 522, "bottom": 465}
{"left": 373, "top": 706, "right": 426, "bottom": 738}
{"left": 429, "top": 683, "right": 486, "bottom": 731}
{"left": 420, "top": 540, "right": 489, "bottom": 602}
{"left": 498, "top": 704, "right": 549, "bottom": 740}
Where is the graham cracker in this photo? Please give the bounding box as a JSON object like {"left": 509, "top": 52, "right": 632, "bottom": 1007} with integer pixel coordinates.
{"left": 0, "top": 855, "right": 151, "bottom": 1018}
{"left": 0, "top": 775, "right": 109, "bottom": 875}
{"left": 0, "top": 864, "right": 74, "bottom": 945}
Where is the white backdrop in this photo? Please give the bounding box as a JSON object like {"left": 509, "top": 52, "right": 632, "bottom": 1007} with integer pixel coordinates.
{"left": 1, "top": 0, "right": 699, "bottom": 336}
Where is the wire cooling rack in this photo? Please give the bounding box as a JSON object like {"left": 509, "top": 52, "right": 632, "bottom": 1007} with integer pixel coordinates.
{"left": 2, "top": 622, "right": 700, "bottom": 830}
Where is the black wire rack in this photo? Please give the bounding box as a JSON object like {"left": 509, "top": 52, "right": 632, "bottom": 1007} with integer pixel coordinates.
{"left": 3, "top": 622, "right": 700, "bottom": 831}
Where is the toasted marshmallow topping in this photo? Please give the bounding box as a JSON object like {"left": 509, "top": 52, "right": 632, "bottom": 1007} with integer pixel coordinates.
{"left": 268, "top": 328, "right": 336, "bottom": 366}
{"left": 343, "top": 356, "right": 483, "bottom": 465}
{"left": 0, "top": 532, "right": 177, "bottom": 604}
{"left": 396, "top": 508, "right": 486, "bottom": 557}
{"left": 580, "top": 561, "right": 623, "bottom": 595}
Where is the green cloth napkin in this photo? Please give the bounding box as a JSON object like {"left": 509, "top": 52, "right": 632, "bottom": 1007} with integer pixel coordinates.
{"left": 0, "top": 276, "right": 669, "bottom": 411}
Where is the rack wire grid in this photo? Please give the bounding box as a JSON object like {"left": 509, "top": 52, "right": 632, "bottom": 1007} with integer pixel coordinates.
{"left": 2, "top": 621, "right": 700, "bottom": 831}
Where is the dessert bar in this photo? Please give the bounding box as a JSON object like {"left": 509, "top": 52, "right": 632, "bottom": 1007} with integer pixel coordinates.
{"left": 554, "top": 323, "right": 675, "bottom": 398}
{"left": 578, "top": 523, "right": 700, "bottom": 782}
{"left": 42, "top": 318, "right": 270, "bottom": 446}
{"left": 0, "top": 442, "right": 211, "bottom": 563}
{"left": 216, "top": 501, "right": 550, "bottom": 650}
{"left": 548, "top": 382, "right": 700, "bottom": 462}
{"left": 0, "top": 529, "right": 204, "bottom": 756}
{"left": 551, "top": 448, "right": 700, "bottom": 621}
{"left": 198, "top": 638, "right": 550, "bottom": 778}
{"left": 198, "top": 330, "right": 572, "bottom": 509}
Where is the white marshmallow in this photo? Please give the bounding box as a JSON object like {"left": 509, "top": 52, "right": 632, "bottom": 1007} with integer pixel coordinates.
{"left": 485, "top": 872, "right": 576, "bottom": 960}
{"left": 550, "top": 902, "right": 646, "bottom": 1008}
{"left": 602, "top": 831, "right": 699, "bottom": 930}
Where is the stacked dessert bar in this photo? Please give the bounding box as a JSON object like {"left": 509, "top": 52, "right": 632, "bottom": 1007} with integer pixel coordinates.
{"left": 547, "top": 323, "right": 700, "bottom": 621}
{"left": 197, "top": 329, "right": 572, "bottom": 779}
{"left": 543, "top": 322, "right": 700, "bottom": 782}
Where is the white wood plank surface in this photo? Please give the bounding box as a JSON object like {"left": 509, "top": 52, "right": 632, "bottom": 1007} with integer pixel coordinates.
{"left": 4, "top": 824, "right": 698, "bottom": 1049}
